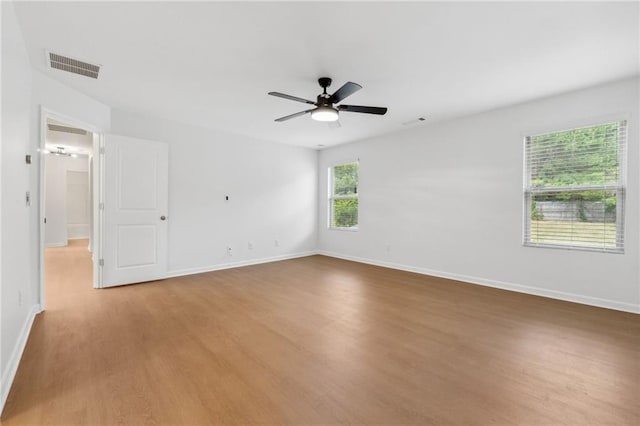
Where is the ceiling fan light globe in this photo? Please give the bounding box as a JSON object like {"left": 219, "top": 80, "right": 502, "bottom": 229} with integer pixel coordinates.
{"left": 311, "top": 106, "right": 339, "bottom": 122}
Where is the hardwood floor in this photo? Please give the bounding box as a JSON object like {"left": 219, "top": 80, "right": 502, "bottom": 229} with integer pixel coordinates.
{"left": 2, "top": 240, "right": 639, "bottom": 425}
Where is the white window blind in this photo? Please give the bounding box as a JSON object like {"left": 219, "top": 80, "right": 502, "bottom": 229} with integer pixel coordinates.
{"left": 329, "top": 162, "right": 359, "bottom": 230}
{"left": 524, "top": 121, "right": 626, "bottom": 252}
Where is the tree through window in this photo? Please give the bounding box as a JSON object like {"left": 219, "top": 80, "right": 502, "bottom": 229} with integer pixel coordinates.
{"left": 329, "top": 162, "right": 359, "bottom": 229}
{"left": 524, "top": 121, "right": 626, "bottom": 252}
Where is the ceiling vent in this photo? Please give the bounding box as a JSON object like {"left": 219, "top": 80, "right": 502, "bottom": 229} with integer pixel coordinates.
{"left": 47, "top": 124, "right": 87, "bottom": 135}
{"left": 48, "top": 52, "right": 100, "bottom": 79}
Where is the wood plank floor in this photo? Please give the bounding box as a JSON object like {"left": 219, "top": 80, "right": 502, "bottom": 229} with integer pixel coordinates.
{"left": 2, "top": 239, "right": 639, "bottom": 425}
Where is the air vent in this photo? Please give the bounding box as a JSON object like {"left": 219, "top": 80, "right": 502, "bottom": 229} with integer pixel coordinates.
{"left": 48, "top": 52, "right": 100, "bottom": 79}
{"left": 47, "top": 124, "right": 87, "bottom": 135}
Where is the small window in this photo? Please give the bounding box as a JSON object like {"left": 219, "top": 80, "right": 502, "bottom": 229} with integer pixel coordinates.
{"left": 524, "top": 121, "right": 626, "bottom": 252}
{"left": 329, "top": 162, "right": 359, "bottom": 230}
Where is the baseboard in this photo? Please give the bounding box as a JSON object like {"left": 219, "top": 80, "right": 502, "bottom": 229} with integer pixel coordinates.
{"left": 0, "top": 304, "right": 41, "bottom": 415}
{"left": 165, "top": 250, "right": 318, "bottom": 280}
{"left": 45, "top": 242, "right": 66, "bottom": 248}
{"left": 318, "top": 250, "right": 639, "bottom": 314}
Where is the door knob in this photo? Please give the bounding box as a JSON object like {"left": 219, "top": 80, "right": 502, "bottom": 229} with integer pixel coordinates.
{"left": 160, "top": 215, "right": 166, "bottom": 221}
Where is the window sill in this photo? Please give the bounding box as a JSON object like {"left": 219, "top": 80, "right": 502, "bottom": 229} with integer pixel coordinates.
{"left": 523, "top": 242, "right": 624, "bottom": 254}
{"left": 328, "top": 227, "right": 359, "bottom": 232}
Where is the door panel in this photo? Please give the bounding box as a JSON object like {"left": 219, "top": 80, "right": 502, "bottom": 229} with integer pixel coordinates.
{"left": 103, "top": 134, "right": 168, "bottom": 287}
{"left": 117, "top": 225, "right": 157, "bottom": 268}
{"left": 118, "top": 145, "right": 158, "bottom": 210}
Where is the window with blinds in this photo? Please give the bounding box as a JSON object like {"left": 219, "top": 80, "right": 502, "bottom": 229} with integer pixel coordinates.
{"left": 524, "top": 121, "right": 626, "bottom": 252}
{"left": 329, "top": 162, "right": 359, "bottom": 230}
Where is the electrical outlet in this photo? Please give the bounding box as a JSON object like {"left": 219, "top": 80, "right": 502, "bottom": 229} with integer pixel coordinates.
{"left": 227, "top": 246, "right": 232, "bottom": 256}
{"left": 248, "top": 242, "right": 254, "bottom": 250}
{"left": 274, "top": 239, "right": 279, "bottom": 247}
{"left": 385, "top": 245, "right": 391, "bottom": 252}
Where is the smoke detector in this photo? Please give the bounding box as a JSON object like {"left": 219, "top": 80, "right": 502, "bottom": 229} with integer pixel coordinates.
{"left": 402, "top": 117, "right": 427, "bottom": 126}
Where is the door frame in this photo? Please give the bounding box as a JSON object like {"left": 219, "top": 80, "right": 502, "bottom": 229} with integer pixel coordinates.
{"left": 39, "top": 107, "right": 104, "bottom": 311}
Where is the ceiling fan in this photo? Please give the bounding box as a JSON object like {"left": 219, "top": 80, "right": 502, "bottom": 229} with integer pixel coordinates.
{"left": 268, "top": 77, "right": 388, "bottom": 123}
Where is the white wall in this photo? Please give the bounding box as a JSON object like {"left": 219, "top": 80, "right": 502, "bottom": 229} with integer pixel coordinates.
{"left": 1, "top": 0, "right": 35, "bottom": 409}
{"left": 66, "top": 170, "right": 90, "bottom": 240}
{"left": 110, "top": 110, "right": 318, "bottom": 275}
{"left": 44, "top": 155, "right": 89, "bottom": 246}
{"left": 318, "top": 77, "right": 639, "bottom": 313}
{"left": 1, "top": 1, "right": 111, "bottom": 411}
{"left": 32, "top": 71, "right": 111, "bottom": 133}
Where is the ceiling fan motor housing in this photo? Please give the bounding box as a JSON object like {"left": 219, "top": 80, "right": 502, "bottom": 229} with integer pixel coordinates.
{"left": 317, "top": 94, "right": 331, "bottom": 106}
{"left": 317, "top": 77, "right": 333, "bottom": 105}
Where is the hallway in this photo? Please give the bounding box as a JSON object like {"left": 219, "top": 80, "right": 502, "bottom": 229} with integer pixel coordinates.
{"left": 44, "top": 239, "right": 93, "bottom": 306}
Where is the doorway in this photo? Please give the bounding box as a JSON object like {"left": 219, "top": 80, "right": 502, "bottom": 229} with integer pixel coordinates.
{"left": 39, "top": 109, "right": 102, "bottom": 310}
{"left": 39, "top": 109, "right": 170, "bottom": 305}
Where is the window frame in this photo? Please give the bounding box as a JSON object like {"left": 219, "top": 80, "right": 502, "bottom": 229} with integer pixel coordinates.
{"left": 328, "top": 161, "right": 359, "bottom": 231}
{"left": 522, "top": 120, "right": 627, "bottom": 253}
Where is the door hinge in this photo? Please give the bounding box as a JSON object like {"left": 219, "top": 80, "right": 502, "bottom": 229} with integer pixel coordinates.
{"left": 99, "top": 259, "right": 104, "bottom": 267}
{"left": 99, "top": 202, "right": 104, "bottom": 210}
{"left": 99, "top": 147, "right": 105, "bottom": 155}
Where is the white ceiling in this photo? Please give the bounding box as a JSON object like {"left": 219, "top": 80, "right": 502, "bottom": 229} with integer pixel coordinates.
{"left": 14, "top": 1, "right": 640, "bottom": 149}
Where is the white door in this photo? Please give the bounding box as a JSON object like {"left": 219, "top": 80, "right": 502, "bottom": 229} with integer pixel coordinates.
{"left": 102, "top": 135, "right": 169, "bottom": 287}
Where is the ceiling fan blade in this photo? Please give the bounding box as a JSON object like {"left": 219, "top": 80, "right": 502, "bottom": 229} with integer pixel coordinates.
{"left": 268, "top": 92, "right": 316, "bottom": 105}
{"left": 337, "top": 105, "right": 388, "bottom": 115}
{"left": 274, "top": 109, "right": 314, "bottom": 122}
{"left": 329, "top": 82, "right": 362, "bottom": 104}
